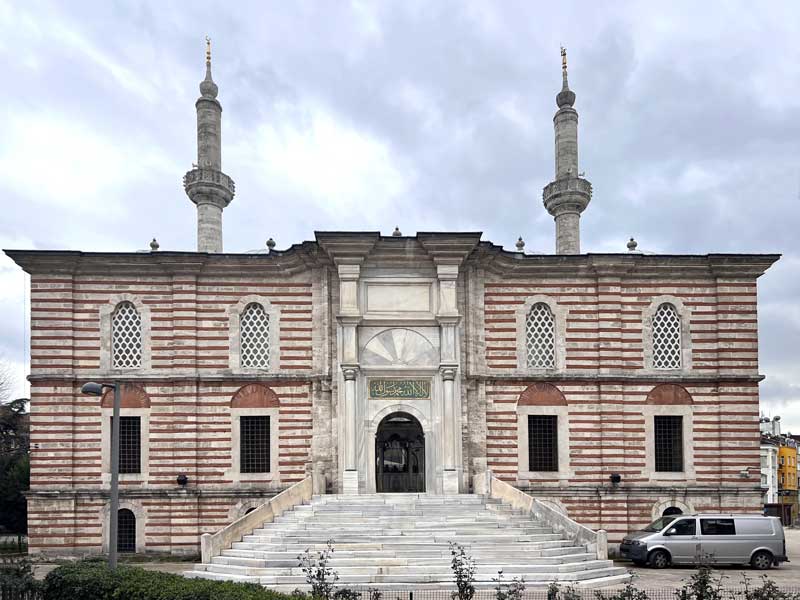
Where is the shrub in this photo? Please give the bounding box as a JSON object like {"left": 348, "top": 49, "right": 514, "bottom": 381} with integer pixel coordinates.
{"left": 492, "top": 569, "right": 525, "bottom": 600}
{"left": 297, "top": 540, "right": 338, "bottom": 600}
{"left": 0, "top": 557, "right": 42, "bottom": 596}
{"left": 449, "top": 542, "right": 476, "bottom": 600}
{"left": 545, "top": 581, "right": 581, "bottom": 600}
{"left": 673, "top": 564, "right": 727, "bottom": 600}
{"left": 41, "top": 561, "right": 293, "bottom": 600}
{"left": 740, "top": 573, "right": 800, "bottom": 600}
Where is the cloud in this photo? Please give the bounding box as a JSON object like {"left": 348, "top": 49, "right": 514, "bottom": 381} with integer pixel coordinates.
{"left": 0, "top": 0, "right": 798, "bottom": 423}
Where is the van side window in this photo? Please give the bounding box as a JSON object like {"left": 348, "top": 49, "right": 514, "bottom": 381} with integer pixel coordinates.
{"left": 700, "top": 518, "right": 736, "bottom": 535}
{"left": 671, "top": 519, "right": 696, "bottom": 536}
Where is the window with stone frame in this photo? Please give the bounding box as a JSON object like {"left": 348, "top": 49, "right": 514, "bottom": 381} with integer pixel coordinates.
{"left": 240, "top": 303, "right": 271, "bottom": 369}
{"left": 112, "top": 416, "right": 141, "bottom": 474}
{"left": 240, "top": 415, "right": 271, "bottom": 473}
{"left": 652, "top": 303, "right": 682, "bottom": 369}
{"left": 111, "top": 301, "right": 142, "bottom": 369}
{"left": 527, "top": 415, "right": 558, "bottom": 471}
{"left": 654, "top": 415, "right": 684, "bottom": 472}
{"left": 525, "top": 303, "right": 556, "bottom": 369}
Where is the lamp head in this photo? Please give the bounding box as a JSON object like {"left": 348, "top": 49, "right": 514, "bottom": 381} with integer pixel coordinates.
{"left": 80, "top": 381, "right": 107, "bottom": 396}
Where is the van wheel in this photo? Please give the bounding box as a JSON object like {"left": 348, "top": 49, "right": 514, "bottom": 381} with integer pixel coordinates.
{"left": 751, "top": 550, "right": 773, "bottom": 570}
{"left": 648, "top": 549, "right": 670, "bottom": 569}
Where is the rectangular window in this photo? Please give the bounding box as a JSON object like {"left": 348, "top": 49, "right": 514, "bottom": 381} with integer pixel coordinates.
{"left": 112, "top": 416, "right": 141, "bottom": 474}
{"left": 240, "top": 416, "right": 270, "bottom": 473}
{"left": 527, "top": 415, "right": 558, "bottom": 471}
{"left": 700, "top": 518, "right": 736, "bottom": 535}
{"left": 654, "top": 415, "right": 683, "bottom": 472}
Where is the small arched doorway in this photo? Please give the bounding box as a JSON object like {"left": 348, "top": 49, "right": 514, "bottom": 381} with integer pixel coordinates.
{"left": 663, "top": 506, "right": 683, "bottom": 517}
{"left": 376, "top": 412, "right": 425, "bottom": 493}
{"left": 117, "top": 508, "right": 136, "bottom": 553}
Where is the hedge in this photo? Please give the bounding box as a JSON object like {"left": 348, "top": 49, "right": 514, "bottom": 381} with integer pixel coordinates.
{"left": 42, "top": 561, "right": 295, "bottom": 600}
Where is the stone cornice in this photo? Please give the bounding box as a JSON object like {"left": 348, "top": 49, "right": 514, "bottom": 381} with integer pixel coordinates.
{"left": 4, "top": 234, "right": 780, "bottom": 279}
{"left": 27, "top": 371, "right": 765, "bottom": 385}
{"left": 27, "top": 372, "right": 326, "bottom": 384}
{"left": 469, "top": 372, "right": 765, "bottom": 384}
{"left": 471, "top": 243, "right": 780, "bottom": 279}
{"left": 3, "top": 243, "right": 329, "bottom": 277}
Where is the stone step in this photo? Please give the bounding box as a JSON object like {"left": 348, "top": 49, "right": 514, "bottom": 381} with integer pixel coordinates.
{"left": 186, "top": 565, "right": 628, "bottom": 586}
{"left": 201, "top": 558, "right": 614, "bottom": 578}
{"left": 210, "top": 552, "right": 597, "bottom": 569}
{"left": 229, "top": 540, "right": 578, "bottom": 553}
{"left": 186, "top": 492, "right": 626, "bottom": 589}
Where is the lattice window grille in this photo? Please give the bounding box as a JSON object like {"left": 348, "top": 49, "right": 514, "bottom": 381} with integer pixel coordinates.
{"left": 526, "top": 303, "right": 555, "bottom": 369}
{"left": 652, "top": 303, "right": 682, "bottom": 369}
{"left": 240, "top": 303, "right": 271, "bottom": 369}
{"left": 112, "top": 302, "right": 142, "bottom": 369}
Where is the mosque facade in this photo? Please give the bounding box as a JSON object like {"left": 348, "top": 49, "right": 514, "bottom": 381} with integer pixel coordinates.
{"left": 6, "top": 46, "right": 778, "bottom": 555}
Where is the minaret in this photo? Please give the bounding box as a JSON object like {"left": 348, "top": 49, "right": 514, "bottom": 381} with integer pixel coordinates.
{"left": 542, "top": 48, "right": 592, "bottom": 255}
{"left": 183, "top": 38, "right": 235, "bottom": 252}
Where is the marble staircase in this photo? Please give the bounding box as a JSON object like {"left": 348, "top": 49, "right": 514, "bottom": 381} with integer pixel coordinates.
{"left": 184, "top": 494, "right": 629, "bottom": 590}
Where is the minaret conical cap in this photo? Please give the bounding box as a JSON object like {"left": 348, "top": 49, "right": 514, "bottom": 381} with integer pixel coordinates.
{"left": 199, "top": 36, "right": 219, "bottom": 99}
{"left": 556, "top": 47, "right": 576, "bottom": 108}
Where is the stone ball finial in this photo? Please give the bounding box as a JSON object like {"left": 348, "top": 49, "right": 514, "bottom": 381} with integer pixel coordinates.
{"left": 149, "top": 238, "right": 159, "bottom": 252}
{"left": 516, "top": 236, "right": 525, "bottom": 251}
{"left": 200, "top": 68, "right": 218, "bottom": 99}
{"left": 556, "top": 88, "right": 576, "bottom": 108}
{"left": 392, "top": 226, "right": 402, "bottom": 237}
{"left": 266, "top": 238, "right": 276, "bottom": 251}
{"left": 627, "top": 237, "right": 638, "bottom": 252}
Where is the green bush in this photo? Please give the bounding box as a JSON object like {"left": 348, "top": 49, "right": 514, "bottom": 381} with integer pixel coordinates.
{"left": 0, "top": 557, "right": 42, "bottom": 595}
{"left": 42, "top": 561, "right": 295, "bottom": 600}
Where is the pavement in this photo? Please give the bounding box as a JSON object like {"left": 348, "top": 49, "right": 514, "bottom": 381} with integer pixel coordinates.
{"left": 29, "top": 529, "right": 800, "bottom": 590}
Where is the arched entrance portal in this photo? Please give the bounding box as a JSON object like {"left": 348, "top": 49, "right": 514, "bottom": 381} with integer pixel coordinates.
{"left": 376, "top": 412, "right": 425, "bottom": 493}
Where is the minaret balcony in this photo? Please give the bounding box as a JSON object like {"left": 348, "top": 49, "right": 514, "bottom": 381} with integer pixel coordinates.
{"left": 542, "top": 176, "right": 592, "bottom": 215}
{"left": 183, "top": 167, "right": 235, "bottom": 207}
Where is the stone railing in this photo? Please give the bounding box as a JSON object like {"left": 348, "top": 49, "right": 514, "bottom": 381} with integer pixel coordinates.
{"left": 200, "top": 476, "right": 313, "bottom": 564}
{"left": 183, "top": 167, "right": 236, "bottom": 197}
{"left": 475, "top": 470, "right": 607, "bottom": 560}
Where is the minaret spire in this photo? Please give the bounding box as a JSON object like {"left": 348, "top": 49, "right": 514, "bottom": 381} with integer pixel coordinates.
{"left": 542, "top": 47, "right": 592, "bottom": 254}
{"left": 183, "top": 37, "right": 235, "bottom": 252}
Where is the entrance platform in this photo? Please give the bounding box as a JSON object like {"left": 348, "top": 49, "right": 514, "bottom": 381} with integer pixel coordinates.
{"left": 184, "top": 493, "right": 630, "bottom": 590}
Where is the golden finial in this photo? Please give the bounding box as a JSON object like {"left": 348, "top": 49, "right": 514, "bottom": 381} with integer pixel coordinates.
{"left": 560, "top": 46, "right": 567, "bottom": 71}
{"left": 205, "top": 36, "right": 211, "bottom": 66}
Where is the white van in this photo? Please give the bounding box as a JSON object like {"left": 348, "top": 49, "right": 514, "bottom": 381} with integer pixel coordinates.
{"left": 620, "top": 513, "right": 787, "bottom": 569}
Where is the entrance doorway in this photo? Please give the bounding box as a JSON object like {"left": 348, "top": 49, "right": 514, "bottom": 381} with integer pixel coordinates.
{"left": 375, "top": 412, "right": 425, "bottom": 493}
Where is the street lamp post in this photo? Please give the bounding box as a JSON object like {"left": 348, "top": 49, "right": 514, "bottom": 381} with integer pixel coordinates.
{"left": 81, "top": 381, "right": 121, "bottom": 569}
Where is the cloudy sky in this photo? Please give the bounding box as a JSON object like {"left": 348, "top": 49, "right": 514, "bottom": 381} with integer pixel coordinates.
{"left": 0, "top": 1, "right": 798, "bottom": 427}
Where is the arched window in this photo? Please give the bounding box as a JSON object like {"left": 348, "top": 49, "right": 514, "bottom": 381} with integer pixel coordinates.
{"left": 525, "top": 303, "right": 555, "bottom": 369}
{"left": 240, "top": 303, "right": 270, "bottom": 369}
{"left": 117, "top": 508, "right": 136, "bottom": 553}
{"left": 663, "top": 506, "right": 683, "bottom": 516}
{"left": 652, "top": 303, "right": 682, "bottom": 369}
{"left": 112, "top": 302, "right": 142, "bottom": 369}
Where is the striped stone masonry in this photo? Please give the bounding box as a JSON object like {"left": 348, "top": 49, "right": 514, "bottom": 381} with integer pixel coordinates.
{"left": 6, "top": 240, "right": 778, "bottom": 555}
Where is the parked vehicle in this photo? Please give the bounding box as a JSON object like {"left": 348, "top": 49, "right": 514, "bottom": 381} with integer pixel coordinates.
{"left": 620, "top": 513, "right": 787, "bottom": 569}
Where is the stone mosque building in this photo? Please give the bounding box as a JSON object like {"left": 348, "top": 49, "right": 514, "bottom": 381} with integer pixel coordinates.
{"left": 7, "top": 45, "right": 778, "bottom": 565}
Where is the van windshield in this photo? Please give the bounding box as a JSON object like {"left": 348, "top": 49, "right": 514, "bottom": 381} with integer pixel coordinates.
{"left": 642, "top": 517, "right": 677, "bottom": 532}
